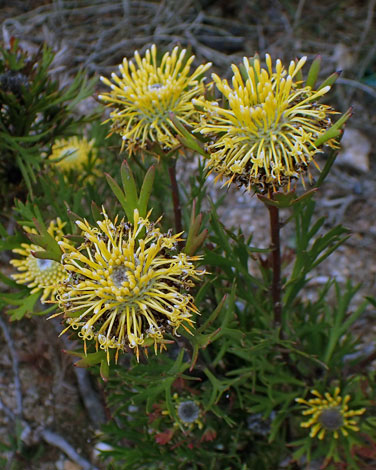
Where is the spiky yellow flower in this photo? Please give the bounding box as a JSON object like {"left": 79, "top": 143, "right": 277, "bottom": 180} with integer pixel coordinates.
{"left": 194, "top": 54, "right": 337, "bottom": 191}
{"left": 55, "top": 209, "right": 204, "bottom": 363}
{"left": 49, "top": 136, "right": 96, "bottom": 171}
{"left": 99, "top": 45, "right": 211, "bottom": 154}
{"left": 10, "top": 219, "right": 67, "bottom": 303}
{"left": 296, "top": 388, "right": 365, "bottom": 440}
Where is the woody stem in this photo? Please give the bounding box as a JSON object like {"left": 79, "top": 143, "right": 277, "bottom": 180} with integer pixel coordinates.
{"left": 267, "top": 202, "right": 282, "bottom": 329}
{"left": 168, "top": 161, "right": 183, "bottom": 236}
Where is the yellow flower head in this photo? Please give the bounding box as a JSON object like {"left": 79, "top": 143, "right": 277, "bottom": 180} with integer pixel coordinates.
{"left": 10, "top": 219, "right": 67, "bottom": 303}
{"left": 56, "top": 209, "right": 204, "bottom": 363}
{"left": 194, "top": 54, "right": 337, "bottom": 192}
{"left": 50, "top": 136, "right": 96, "bottom": 171}
{"left": 99, "top": 44, "right": 211, "bottom": 154}
{"left": 296, "top": 388, "right": 365, "bottom": 440}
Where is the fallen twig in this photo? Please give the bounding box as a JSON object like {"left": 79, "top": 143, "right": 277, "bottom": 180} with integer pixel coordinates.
{"left": 41, "top": 429, "right": 99, "bottom": 470}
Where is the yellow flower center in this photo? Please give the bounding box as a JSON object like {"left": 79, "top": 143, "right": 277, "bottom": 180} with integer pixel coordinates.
{"left": 36, "top": 258, "right": 55, "bottom": 270}
{"left": 111, "top": 265, "right": 131, "bottom": 287}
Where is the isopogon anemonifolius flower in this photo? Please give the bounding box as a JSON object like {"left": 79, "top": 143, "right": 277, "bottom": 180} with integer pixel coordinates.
{"left": 10, "top": 218, "right": 67, "bottom": 303}
{"left": 194, "top": 54, "right": 338, "bottom": 192}
{"left": 296, "top": 388, "right": 365, "bottom": 440}
{"left": 99, "top": 44, "right": 211, "bottom": 154}
{"left": 55, "top": 209, "right": 205, "bottom": 363}
{"left": 49, "top": 136, "right": 96, "bottom": 171}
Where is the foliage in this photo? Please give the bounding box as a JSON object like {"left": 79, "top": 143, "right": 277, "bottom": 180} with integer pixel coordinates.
{"left": 0, "top": 37, "right": 96, "bottom": 208}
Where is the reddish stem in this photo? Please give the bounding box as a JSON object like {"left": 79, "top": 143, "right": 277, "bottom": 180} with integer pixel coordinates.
{"left": 168, "top": 163, "right": 183, "bottom": 235}
{"left": 267, "top": 203, "right": 282, "bottom": 328}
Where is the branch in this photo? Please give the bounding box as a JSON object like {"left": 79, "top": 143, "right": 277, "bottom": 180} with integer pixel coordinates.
{"left": 41, "top": 429, "right": 99, "bottom": 470}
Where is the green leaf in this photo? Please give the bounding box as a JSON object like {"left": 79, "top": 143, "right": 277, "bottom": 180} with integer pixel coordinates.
{"left": 1, "top": 291, "right": 41, "bottom": 320}
{"left": 100, "top": 359, "right": 110, "bottom": 381}
{"left": 318, "top": 71, "right": 341, "bottom": 90}
{"left": 169, "top": 112, "right": 209, "bottom": 157}
{"left": 203, "top": 368, "right": 234, "bottom": 410}
{"left": 306, "top": 55, "right": 321, "bottom": 89}
{"left": 74, "top": 350, "right": 107, "bottom": 367}
{"left": 184, "top": 200, "right": 208, "bottom": 255}
{"left": 91, "top": 201, "right": 102, "bottom": 221}
{"left": 137, "top": 165, "right": 155, "bottom": 218}
{"left": 25, "top": 217, "right": 63, "bottom": 262}
{"left": 258, "top": 189, "right": 317, "bottom": 209}
{"left": 105, "top": 172, "right": 133, "bottom": 221}
{"left": 314, "top": 107, "right": 352, "bottom": 147}
{"left": 314, "top": 148, "right": 338, "bottom": 188}
{"left": 121, "top": 161, "right": 138, "bottom": 214}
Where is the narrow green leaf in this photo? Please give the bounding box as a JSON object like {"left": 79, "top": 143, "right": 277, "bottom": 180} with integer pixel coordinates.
{"left": 105, "top": 172, "right": 133, "bottom": 221}
{"left": 197, "top": 295, "right": 227, "bottom": 334}
{"left": 313, "top": 127, "right": 342, "bottom": 147}
{"left": 121, "top": 161, "right": 138, "bottom": 214}
{"left": 91, "top": 201, "right": 102, "bottom": 221}
{"left": 169, "top": 113, "right": 209, "bottom": 157}
{"left": 74, "top": 350, "right": 107, "bottom": 367}
{"left": 100, "top": 359, "right": 110, "bottom": 381}
{"left": 187, "top": 228, "right": 208, "bottom": 256}
{"left": 306, "top": 55, "right": 321, "bottom": 89}
{"left": 314, "top": 148, "right": 338, "bottom": 188}
{"left": 138, "top": 165, "right": 156, "bottom": 218}
{"left": 318, "top": 71, "right": 341, "bottom": 90}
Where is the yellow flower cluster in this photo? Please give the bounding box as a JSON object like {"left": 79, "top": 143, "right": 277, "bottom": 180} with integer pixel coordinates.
{"left": 296, "top": 388, "right": 365, "bottom": 440}
{"left": 99, "top": 45, "right": 211, "bottom": 154}
{"left": 10, "top": 219, "right": 67, "bottom": 303}
{"left": 49, "top": 136, "right": 96, "bottom": 171}
{"left": 194, "top": 54, "right": 336, "bottom": 191}
{"left": 56, "top": 209, "right": 204, "bottom": 363}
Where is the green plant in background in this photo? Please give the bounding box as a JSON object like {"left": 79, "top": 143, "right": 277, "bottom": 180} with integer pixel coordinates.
{"left": 0, "top": 37, "right": 96, "bottom": 207}
{"left": 2, "top": 44, "right": 376, "bottom": 470}
{"left": 48, "top": 135, "right": 97, "bottom": 173}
